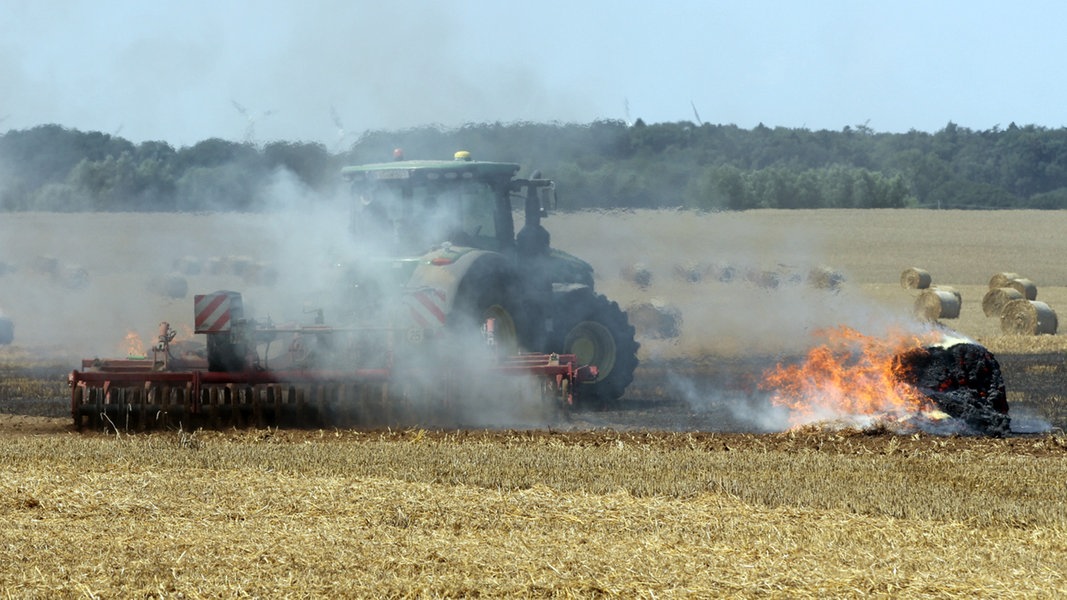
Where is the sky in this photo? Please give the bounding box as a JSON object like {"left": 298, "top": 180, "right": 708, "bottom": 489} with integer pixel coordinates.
{"left": 3, "top": 0, "right": 1067, "bottom": 148}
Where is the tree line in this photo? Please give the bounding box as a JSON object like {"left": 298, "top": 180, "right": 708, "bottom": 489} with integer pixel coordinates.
{"left": 3, "top": 120, "right": 1067, "bottom": 212}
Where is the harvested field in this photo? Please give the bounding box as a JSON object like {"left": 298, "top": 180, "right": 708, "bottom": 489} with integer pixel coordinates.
{"left": 1, "top": 426, "right": 1066, "bottom": 597}
{"left": 2, "top": 208, "right": 1067, "bottom": 596}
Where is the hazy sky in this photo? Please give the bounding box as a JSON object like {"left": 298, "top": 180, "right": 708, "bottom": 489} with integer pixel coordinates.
{"left": 3, "top": 0, "right": 1065, "bottom": 148}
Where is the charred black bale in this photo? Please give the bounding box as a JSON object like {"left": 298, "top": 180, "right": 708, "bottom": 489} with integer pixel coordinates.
{"left": 895, "top": 343, "right": 1010, "bottom": 436}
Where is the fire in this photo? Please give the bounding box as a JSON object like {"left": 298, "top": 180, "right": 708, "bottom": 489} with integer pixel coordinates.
{"left": 761, "top": 326, "right": 941, "bottom": 428}
{"left": 123, "top": 330, "right": 146, "bottom": 358}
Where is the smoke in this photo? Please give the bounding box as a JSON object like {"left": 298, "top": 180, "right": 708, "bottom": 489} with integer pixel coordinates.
{"left": 0, "top": 182, "right": 1052, "bottom": 433}
{"left": 0, "top": 155, "right": 572, "bottom": 428}
{"left": 666, "top": 370, "right": 789, "bottom": 432}
{"left": 541, "top": 208, "right": 1031, "bottom": 435}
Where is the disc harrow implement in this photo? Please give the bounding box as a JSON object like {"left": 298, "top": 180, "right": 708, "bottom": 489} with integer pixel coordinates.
{"left": 69, "top": 303, "right": 596, "bottom": 432}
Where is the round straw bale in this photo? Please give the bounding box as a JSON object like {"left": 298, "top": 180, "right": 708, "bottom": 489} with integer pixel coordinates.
{"left": 900, "top": 267, "right": 932, "bottom": 289}
{"left": 808, "top": 266, "right": 845, "bottom": 291}
{"left": 243, "top": 262, "right": 279, "bottom": 286}
{"left": 207, "top": 256, "right": 228, "bottom": 275}
{"left": 711, "top": 263, "right": 736, "bottom": 283}
{"left": 930, "top": 285, "right": 962, "bottom": 306}
{"left": 914, "top": 288, "right": 961, "bottom": 321}
{"left": 229, "top": 255, "right": 254, "bottom": 277}
{"left": 59, "top": 265, "right": 89, "bottom": 290}
{"left": 988, "top": 272, "right": 1020, "bottom": 290}
{"left": 620, "top": 263, "right": 653, "bottom": 288}
{"left": 150, "top": 272, "right": 189, "bottom": 299}
{"left": 173, "top": 255, "right": 202, "bottom": 276}
{"left": 672, "top": 262, "right": 708, "bottom": 284}
{"left": 745, "top": 269, "right": 780, "bottom": 289}
{"left": 1006, "top": 278, "right": 1038, "bottom": 301}
{"left": 1000, "top": 299, "right": 1058, "bottom": 335}
{"left": 982, "top": 287, "right": 1024, "bottom": 317}
{"left": 627, "top": 300, "right": 682, "bottom": 339}
{"left": 31, "top": 255, "right": 60, "bottom": 276}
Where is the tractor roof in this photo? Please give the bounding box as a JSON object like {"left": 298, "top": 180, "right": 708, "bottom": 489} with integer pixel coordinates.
{"left": 341, "top": 159, "right": 521, "bottom": 183}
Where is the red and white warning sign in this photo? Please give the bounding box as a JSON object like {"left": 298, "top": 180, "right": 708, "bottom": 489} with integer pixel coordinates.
{"left": 404, "top": 287, "right": 447, "bottom": 329}
{"left": 194, "top": 292, "right": 241, "bottom": 333}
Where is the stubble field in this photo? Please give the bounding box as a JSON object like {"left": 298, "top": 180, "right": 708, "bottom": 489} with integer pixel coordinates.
{"left": 1, "top": 209, "right": 1066, "bottom": 597}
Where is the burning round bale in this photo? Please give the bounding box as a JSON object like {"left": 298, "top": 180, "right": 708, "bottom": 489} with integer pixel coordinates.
{"left": 894, "top": 340, "right": 1009, "bottom": 436}
{"left": 762, "top": 327, "right": 1010, "bottom": 436}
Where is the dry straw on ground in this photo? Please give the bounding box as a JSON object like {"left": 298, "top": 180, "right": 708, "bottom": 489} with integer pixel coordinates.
{"left": 1, "top": 429, "right": 1066, "bottom": 597}
{"left": 983, "top": 287, "right": 1025, "bottom": 317}
{"left": 900, "top": 267, "right": 932, "bottom": 289}
{"left": 1001, "top": 299, "right": 1059, "bottom": 335}
{"left": 914, "top": 287, "right": 961, "bottom": 320}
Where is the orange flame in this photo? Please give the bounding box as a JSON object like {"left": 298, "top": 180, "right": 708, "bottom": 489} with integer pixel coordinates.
{"left": 761, "top": 326, "right": 940, "bottom": 427}
{"left": 123, "top": 331, "right": 146, "bottom": 358}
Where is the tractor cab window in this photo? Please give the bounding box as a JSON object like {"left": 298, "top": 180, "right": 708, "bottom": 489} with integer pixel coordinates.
{"left": 350, "top": 178, "right": 499, "bottom": 253}
{"left": 443, "top": 180, "right": 498, "bottom": 245}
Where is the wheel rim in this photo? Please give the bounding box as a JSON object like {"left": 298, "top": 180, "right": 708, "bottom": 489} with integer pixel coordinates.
{"left": 484, "top": 304, "right": 518, "bottom": 352}
{"left": 564, "top": 321, "right": 616, "bottom": 382}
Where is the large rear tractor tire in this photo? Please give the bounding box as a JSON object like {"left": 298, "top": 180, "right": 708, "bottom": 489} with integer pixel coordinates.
{"left": 554, "top": 292, "right": 639, "bottom": 406}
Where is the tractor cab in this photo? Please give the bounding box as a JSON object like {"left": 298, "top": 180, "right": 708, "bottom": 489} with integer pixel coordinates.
{"left": 343, "top": 152, "right": 522, "bottom": 253}
{"left": 341, "top": 151, "right": 555, "bottom": 257}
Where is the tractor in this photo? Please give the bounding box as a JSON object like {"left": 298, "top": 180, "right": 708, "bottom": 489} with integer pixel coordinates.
{"left": 68, "top": 151, "right": 639, "bottom": 430}
{"left": 338, "top": 150, "right": 639, "bottom": 404}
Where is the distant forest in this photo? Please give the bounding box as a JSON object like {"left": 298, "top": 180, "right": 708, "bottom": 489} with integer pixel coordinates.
{"left": 3, "top": 120, "right": 1067, "bottom": 211}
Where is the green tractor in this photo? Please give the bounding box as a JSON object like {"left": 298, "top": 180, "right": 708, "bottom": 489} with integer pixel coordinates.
{"left": 340, "top": 150, "right": 639, "bottom": 404}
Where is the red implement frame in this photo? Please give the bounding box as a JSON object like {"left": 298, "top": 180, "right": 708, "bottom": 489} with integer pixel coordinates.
{"left": 68, "top": 352, "right": 596, "bottom": 431}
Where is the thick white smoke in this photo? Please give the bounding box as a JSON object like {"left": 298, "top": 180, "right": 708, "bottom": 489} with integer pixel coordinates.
{"left": 0, "top": 158, "right": 574, "bottom": 428}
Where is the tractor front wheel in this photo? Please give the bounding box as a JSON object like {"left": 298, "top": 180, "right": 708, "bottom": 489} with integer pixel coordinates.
{"left": 452, "top": 270, "right": 520, "bottom": 354}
